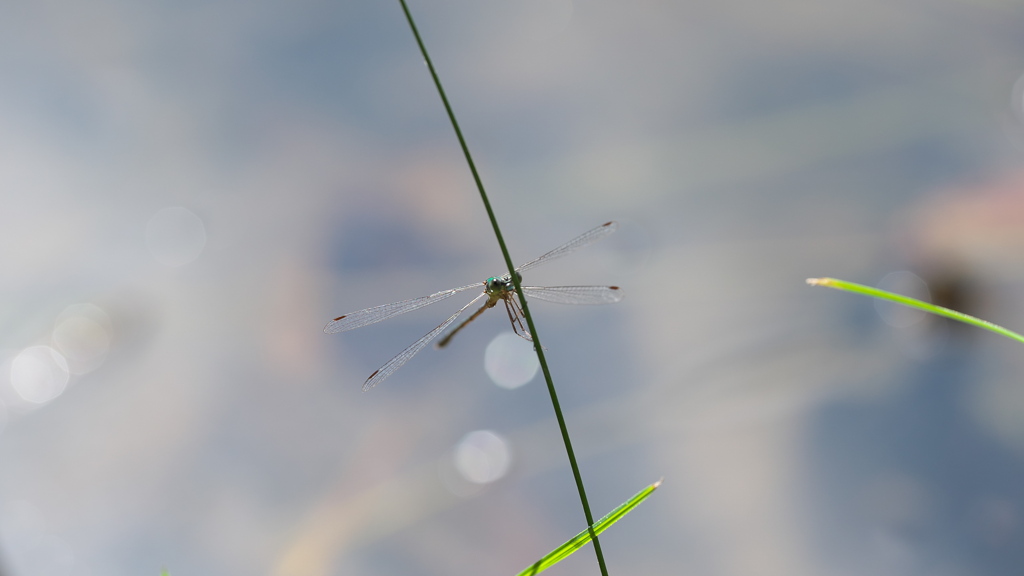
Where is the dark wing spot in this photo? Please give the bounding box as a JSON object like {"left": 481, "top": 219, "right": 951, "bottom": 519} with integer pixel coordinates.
{"left": 610, "top": 286, "right": 620, "bottom": 290}
{"left": 333, "top": 315, "right": 347, "bottom": 321}
{"left": 603, "top": 221, "right": 613, "bottom": 227}
{"left": 363, "top": 370, "right": 381, "bottom": 391}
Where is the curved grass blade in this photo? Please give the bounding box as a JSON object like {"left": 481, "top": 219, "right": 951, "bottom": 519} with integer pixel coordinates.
{"left": 515, "top": 479, "right": 662, "bottom": 576}
{"left": 807, "top": 277, "right": 1024, "bottom": 344}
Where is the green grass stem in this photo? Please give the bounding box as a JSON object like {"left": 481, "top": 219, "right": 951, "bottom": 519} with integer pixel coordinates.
{"left": 396, "top": 2, "right": 609, "bottom": 574}
{"left": 807, "top": 277, "right": 1024, "bottom": 344}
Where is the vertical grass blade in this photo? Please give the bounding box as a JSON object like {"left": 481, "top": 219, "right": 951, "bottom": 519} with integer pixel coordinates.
{"left": 515, "top": 480, "right": 662, "bottom": 576}
{"left": 807, "top": 277, "right": 1024, "bottom": 344}
{"left": 396, "top": 1, "right": 610, "bottom": 574}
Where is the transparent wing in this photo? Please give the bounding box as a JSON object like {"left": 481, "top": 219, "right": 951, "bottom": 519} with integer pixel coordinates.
{"left": 521, "top": 285, "right": 624, "bottom": 305}
{"left": 515, "top": 221, "right": 618, "bottom": 273}
{"left": 362, "top": 293, "right": 486, "bottom": 391}
{"left": 324, "top": 283, "right": 480, "bottom": 334}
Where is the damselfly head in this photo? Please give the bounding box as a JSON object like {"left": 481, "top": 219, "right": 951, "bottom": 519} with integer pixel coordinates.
{"left": 484, "top": 276, "right": 506, "bottom": 294}
{"left": 485, "top": 272, "right": 522, "bottom": 295}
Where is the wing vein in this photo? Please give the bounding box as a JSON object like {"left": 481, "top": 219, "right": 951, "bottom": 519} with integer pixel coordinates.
{"left": 362, "top": 293, "right": 486, "bottom": 390}
{"left": 521, "top": 285, "right": 624, "bottom": 305}
{"left": 515, "top": 221, "right": 617, "bottom": 273}
{"left": 324, "top": 283, "right": 480, "bottom": 334}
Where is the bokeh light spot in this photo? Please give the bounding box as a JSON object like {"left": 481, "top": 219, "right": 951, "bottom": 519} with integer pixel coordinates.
{"left": 484, "top": 331, "right": 539, "bottom": 389}
{"left": 10, "top": 346, "right": 69, "bottom": 404}
{"left": 52, "top": 303, "right": 112, "bottom": 374}
{"left": 145, "top": 206, "right": 207, "bottom": 267}
{"left": 1, "top": 500, "right": 75, "bottom": 576}
{"left": 874, "top": 271, "right": 930, "bottom": 328}
{"left": 454, "top": 430, "right": 511, "bottom": 485}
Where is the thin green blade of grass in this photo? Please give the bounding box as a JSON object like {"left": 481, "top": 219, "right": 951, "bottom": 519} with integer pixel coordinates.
{"left": 396, "top": 1, "right": 611, "bottom": 574}
{"left": 515, "top": 479, "right": 662, "bottom": 576}
{"left": 807, "top": 277, "right": 1024, "bottom": 344}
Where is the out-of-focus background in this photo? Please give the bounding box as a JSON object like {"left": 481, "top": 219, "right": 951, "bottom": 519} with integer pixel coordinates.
{"left": 2, "top": 0, "right": 1024, "bottom": 574}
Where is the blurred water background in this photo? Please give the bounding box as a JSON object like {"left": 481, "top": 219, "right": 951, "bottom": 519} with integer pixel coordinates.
{"left": 2, "top": 0, "right": 1024, "bottom": 574}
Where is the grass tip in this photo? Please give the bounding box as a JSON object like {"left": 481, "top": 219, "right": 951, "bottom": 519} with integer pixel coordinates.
{"left": 806, "top": 277, "right": 832, "bottom": 286}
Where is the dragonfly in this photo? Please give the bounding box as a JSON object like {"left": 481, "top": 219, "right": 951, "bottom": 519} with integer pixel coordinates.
{"left": 325, "top": 221, "right": 623, "bottom": 391}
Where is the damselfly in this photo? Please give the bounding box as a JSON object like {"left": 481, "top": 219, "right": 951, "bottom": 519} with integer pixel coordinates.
{"left": 325, "top": 221, "right": 623, "bottom": 390}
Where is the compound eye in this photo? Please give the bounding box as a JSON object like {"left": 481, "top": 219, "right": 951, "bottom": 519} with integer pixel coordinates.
{"left": 485, "top": 277, "right": 501, "bottom": 291}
